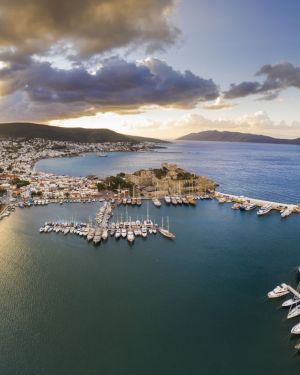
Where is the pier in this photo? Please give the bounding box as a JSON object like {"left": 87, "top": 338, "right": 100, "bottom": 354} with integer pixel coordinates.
{"left": 215, "top": 191, "right": 299, "bottom": 211}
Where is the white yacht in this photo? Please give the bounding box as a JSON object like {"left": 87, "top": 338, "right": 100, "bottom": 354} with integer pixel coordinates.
{"left": 245, "top": 203, "right": 256, "bottom": 211}
{"left": 282, "top": 298, "right": 300, "bottom": 308}
{"left": 141, "top": 226, "right": 147, "bottom": 238}
{"left": 121, "top": 228, "right": 127, "bottom": 238}
{"left": 164, "top": 195, "right": 171, "bottom": 205}
{"left": 127, "top": 230, "right": 135, "bottom": 243}
{"left": 101, "top": 229, "right": 108, "bottom": 240}
{"left": 287, "top": 304, "right": 300, "bottom": 319}
{"left": 152, "top": 198, "right": 161, "bottom": 207}
{"left": 267, "top": 284, "right": 289, "bottom": 298}
{"left": 115, "top": 229, "right": 121, "bottom": 239}
{"left": 291, "top": 322, "right": 300, "bottom": 335}
{"left": 257, "top": 204, "right": 273, "bottom": 216}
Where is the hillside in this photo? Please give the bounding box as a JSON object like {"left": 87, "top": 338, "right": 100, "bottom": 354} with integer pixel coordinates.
{"left": 0, "top": 122, "right": 166, "bottom": 143}
{"left": 177, "top": 130, "right": 300, "bottom": 145}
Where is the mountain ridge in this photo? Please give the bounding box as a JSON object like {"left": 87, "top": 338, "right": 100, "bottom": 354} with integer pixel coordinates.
{"left": 0, "top": 122, "right": 167, "bottom": 144}
{"left": 177, "top": 130, "right": 300, "bottom": 145}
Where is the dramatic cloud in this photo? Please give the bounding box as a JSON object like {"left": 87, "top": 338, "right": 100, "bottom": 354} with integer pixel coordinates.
{"left": 0, "top": 56, "right": 219, "bottom": 121}
{"left": 224, "top": 62, "right": 300, "bottom": 100}
{"left": 0, "top": 0, "right": 179, "bottom": 58}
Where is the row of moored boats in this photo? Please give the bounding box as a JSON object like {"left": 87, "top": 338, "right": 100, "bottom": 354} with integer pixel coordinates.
{"left": 268, "top": 282, "right": 300, "bottom": 337}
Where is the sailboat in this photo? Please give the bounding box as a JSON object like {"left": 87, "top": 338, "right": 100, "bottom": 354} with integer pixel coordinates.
{"left": 152, "top": 183, "right": 161, "bottom": 207}
{"left": 159, "top": 216, "right": 175, "bottom": 239}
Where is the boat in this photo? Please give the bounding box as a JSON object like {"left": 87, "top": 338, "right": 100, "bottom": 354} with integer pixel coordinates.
{"left": 127, "top": 230, "right": 135, "bottom": 243}
{"left": 152, "top": 198, "right": 161, "bottom": 208}
{"left": 101, "top": 229, "right": 108, "bottom": 240}
{"left": 96, "top": 152, "right": 108, "bottom": 157}
{"left": 115, "top": 229, "right": 121, "bottom": 239}
{"left": 182, "top": 197, "right": 189, "bottom": 205}
{"left": 257, "top": 204, "right": 273, "bottom": 216}
{"left": 267, "top": 284, "right": 289, "bottom": 298}
{"left": 291, "top": 322, "right": 300, "bottom": 335}
{"left": 245, "top": 203, "right": 256, "bottom": 211}
{"left": 121, "top": 228, "right": 127, "bottom": 238}
{"left": 176, "top": 196, "right": 183, "bottom": 205}
{"left": 164, "top": 195, "right": 171, "bottom": 205}
{"left": 232, "top": 203, "right": 240, "bottom": 210}
{"left": 93, "top": 228, "right": 102, "bottom": 244}
{"left": 282, "top": 298, "right": 300, "bottom": 308}
{"left": 171, "top": 197, "right": 177, "bottom": 206}
{"left": 281, "top": 207, "right": 293, "bottom": 218}
{"left": 287, "top": 304, "right": 300, "bottom": 319}
{"left": 158, "top": 216, "right": 175, "bottom": 239}
{"left": 141, "top": 226, "right": 147, "bottom": 238}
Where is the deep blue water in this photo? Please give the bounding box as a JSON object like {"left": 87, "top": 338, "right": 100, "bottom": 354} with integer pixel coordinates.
{"left": 36, "top": 141, "right": 300, "bottom": 204}
{"left": 1, "top": 141, "right": 300, "bottom": 374}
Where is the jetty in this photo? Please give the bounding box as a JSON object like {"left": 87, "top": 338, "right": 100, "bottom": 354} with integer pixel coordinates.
{"left": 215, "top": 191, "right": 299, "bottom": 218}
{"left": 215, "top": 192, "right": 299, "bottom": 211}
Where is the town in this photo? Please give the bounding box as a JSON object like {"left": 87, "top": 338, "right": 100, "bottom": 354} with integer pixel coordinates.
{"left": 0, "top": 137, "right": 215, "bottom": 217}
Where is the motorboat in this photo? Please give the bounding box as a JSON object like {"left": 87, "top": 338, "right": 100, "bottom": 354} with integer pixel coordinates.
{"left": 257, "top": 204, "right": 273, "bottom": 216}
{"left": 282, "top": 298, "right": 300, "bottom": 308}
{"left": 287, "top": 304, "right": 300, "bottom": 319}
{"left": 267, "top": 284, "right": 289, "bottom": 298}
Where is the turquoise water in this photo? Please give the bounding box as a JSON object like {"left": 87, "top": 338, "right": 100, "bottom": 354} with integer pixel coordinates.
{"left": 36, "top": 141, "right": 300, "bottom": 203}
{"left": 1, "top": 142, "right": 300, "bottom": 374}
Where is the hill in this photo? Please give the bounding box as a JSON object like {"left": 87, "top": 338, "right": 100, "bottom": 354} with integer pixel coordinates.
{"left": 177, "top": 130, "right": 300, "bottom": 145}
{"left": 0, "top": 122, "right": 166, "bottom": 143}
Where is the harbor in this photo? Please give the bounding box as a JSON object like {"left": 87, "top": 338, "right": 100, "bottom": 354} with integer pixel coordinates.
{"left": 39, "top": 201, "right": 175, "bottom": 244}
{"left": 1, "top": 149, "right": 299, "bottom": 375}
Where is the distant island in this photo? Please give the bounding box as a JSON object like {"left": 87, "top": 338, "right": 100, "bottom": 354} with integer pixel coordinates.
{"left": 177, "top": 130, "right": 300, "bottom": 145}
{"left": 0, "top": 122, "right": 167, "bottom": 144}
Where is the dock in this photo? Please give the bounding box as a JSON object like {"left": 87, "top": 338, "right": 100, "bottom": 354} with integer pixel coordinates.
{"left": 215, "top": 192, "right": 299, "bottom": 212}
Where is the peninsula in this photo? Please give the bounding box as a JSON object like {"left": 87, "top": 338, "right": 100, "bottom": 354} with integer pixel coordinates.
{"left": 177, "top": 130, "right": 300, "bottom": 145}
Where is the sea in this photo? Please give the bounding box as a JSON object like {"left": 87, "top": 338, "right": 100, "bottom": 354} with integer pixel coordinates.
{"left": 1, "top": 141, "right": 300, "bottom": 375}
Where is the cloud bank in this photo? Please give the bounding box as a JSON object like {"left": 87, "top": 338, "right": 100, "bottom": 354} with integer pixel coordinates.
{"left": 0, "top": 0, "right": 179, "bottom": 58}
{"left": 0, "top": 56, "right": 219, "bottom": 122}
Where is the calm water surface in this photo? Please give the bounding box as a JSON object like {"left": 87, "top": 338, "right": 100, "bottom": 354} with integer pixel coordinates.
{"left": 1, "top": 141, "right": 300, "bottom": 374}
{"left": 37, "top": 141, "right": 300, "bottom": 203}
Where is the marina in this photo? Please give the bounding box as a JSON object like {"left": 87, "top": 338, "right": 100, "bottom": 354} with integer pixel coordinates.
{"left": 1, "top": 162, "right": 300, "bottom": 375}
{"left": 39, "top": 201, "right": 175, "bottom": 244}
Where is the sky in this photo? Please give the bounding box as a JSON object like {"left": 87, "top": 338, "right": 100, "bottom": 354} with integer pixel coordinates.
{"left": 0, "top": 0, "right": 300, "bottom": 139}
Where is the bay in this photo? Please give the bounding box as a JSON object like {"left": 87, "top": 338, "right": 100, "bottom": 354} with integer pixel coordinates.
{"left": 1, "top": 141, "right": 300, "bottom": 374}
